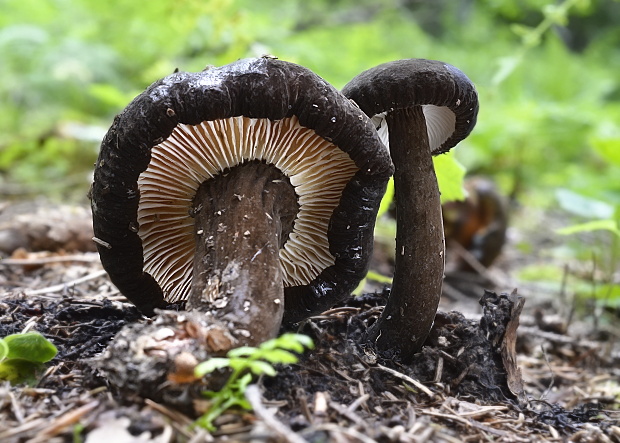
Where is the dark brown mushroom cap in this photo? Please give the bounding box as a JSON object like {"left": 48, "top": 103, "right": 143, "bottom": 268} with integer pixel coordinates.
{"left": 90, "top": 57, "right": 393, "bottom": 318}
{"left": 342, "top": 58, "right": 479, "bottom": 155}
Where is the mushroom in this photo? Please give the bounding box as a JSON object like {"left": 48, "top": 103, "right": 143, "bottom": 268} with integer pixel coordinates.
{"left": 90, "top": 57, "right": 393, "bottom": 347}
{"left": 342, "top": 59, "right": 479, "bottom": 359}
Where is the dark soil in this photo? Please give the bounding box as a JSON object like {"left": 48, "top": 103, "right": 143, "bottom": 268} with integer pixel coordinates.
{"left": 0, "top": 296, "right": 142, "bottom": 361}
{"left": 1, "top": 282, "right": 618, "bottom": 442}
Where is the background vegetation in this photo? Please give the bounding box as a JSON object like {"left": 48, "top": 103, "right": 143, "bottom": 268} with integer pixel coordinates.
{"left": 1, "top": 0, "right": 619, "bottom": 309}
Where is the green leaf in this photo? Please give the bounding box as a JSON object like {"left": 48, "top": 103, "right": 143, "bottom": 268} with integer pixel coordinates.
{"left": 229, "top": 396, "right": 252, "bottom": 411}
{"left": 227, "top": 346, "right": 258, "bottom": 358}
{"left": 555, "top": 189, "right": 614, "bottom": 219}
{"left": 0, "top": 358, "right": 42, "bottom": 385}
{"left": 3, "top": 332, "right": 57, "bottom": 363}
{"left": 352, "top": 277, "right": 368, "bottom": 296}
{"left": 366, "top": 270, "right": 393, "bottom": 284}
{"left": 434, "top": 152, "right": 466, "bottom": 203}
{"left": 510, "top": 23, "right": 535, "bottom": 39}
{"left": 260, "top": 349, "right": 299, "bottom": 364}
{"left": 591, "top": 136, "right": 620, "bottom": 167}
{"left": 227, "top": 357, "right": 254, "bottom": 372}
{"left": 377, "top": 177, "right": 394, "bottom": 218}
{"left": 509, "top": 23, "right": 542, "bottom": 47}
{"left": 0, "top": 338, "right": 8, "bottom": 360}
{"left": 88, "top": 83, "right": 136, "bottom": 109}
{"left": 195, "top": 409, "right": 219, "bottom": 431}
{"left": 268, "top": 333, "right": 314, "bottom": 352}
{"left": 247, "top": 360, "right": 277, "bottom": 376}
{"left": 236, "top": 373, "right": 253, "bottom": 392}
{"left": 492, "top": 54, "right": 523, "bottom": 86}
{"left": 543, "top": 4, "right": 569, "bottom": 26}
{"left": 194, "top": 333, "right": 314, "bottom": 431}
{"left": 594, "top": 284, "right": 620, "bottom": 304}
{"left": 557, "top": 219, "right": 620, "bottom": 237}
{"left": 201, "top": 390, "right": 218, "bottom": 399}
{"left": 291, "top": 333, "right": 314, "bottom": 350}
{"left": 194, "top": 358, "right": 230, "bottom": 377}
{"left": 256, "top": 336, "right": 282, "bottom": 352}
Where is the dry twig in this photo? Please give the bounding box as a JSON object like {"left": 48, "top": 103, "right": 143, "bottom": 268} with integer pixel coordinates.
{"left": 0, "top": 254, "right": 100, "bottom": 266}
{"left": 24, "top": 270, "right": 108, "bottom": 295}
{"left": 374, "top": 364, "right": 435, "bottom": 398}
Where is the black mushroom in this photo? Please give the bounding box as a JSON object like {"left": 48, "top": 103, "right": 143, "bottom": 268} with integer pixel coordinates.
{"left": 342, "top": 59, "right": 479, "bottom": 359}
{"left": 90, "top": 57, "right": 393, "bottom": 347}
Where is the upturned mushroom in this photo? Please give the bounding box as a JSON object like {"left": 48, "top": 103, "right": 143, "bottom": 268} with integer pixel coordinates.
{"left": 90, "top": 57, "right": 392, "bottom": 347}
{"left": 342, "top": 59, "right": 479, "bottom": 359}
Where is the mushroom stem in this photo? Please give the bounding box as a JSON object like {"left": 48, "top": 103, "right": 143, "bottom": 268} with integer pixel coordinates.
{"left": 367, "top": 106, "right": 444, "bottom": 360}
{"left": 187, "top": 162, "right": 298, "bottom": 346}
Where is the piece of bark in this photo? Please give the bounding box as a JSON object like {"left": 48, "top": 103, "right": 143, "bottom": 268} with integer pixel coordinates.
{"left": 408, "top": 290, "right": 526, "bottom": 403}
{"left": 479, "top": 289, "right": 526, "bottom": 402}
{"left": 501, "top": 290, "right": 525, "bottom": 399}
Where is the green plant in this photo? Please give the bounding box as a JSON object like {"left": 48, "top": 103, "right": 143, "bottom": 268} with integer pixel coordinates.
{"left": 377, "top": 151, "right": 467, "bottom": 218}
{"left": 0, "top": 331, "right": 58, "bottom": 385}
{"left": 557, "top": 193, "right": 620, "bottom": 305}
{"left": 193, "top": 333, "right": 314, "bottom": 431}
{"left": 492, "top": 0, "right": 591, "bottom": 86}
{"left": 553, "top": 128, "right": 620, "bottom": 306}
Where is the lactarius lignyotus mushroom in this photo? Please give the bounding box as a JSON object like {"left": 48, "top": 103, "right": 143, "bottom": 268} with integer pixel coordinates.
{"left": 90, "top": 57, "right": 393, "bottom": 346}
{"left": 342, "top": 59, "right": 479, "bottom": 359}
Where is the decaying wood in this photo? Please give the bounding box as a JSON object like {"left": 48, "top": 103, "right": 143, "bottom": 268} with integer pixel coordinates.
{"left": 502, "top": 290, "right": 526, "bottom": 399}
{"left": 478, "top": 289, "right": 526, "bottom": 402}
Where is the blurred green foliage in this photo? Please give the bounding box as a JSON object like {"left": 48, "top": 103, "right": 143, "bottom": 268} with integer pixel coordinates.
{"left": 1, "top": 0, "right": 618, "bottom": 198}
{"left": 1, "top": 0, "right": 619, "bottom": 301}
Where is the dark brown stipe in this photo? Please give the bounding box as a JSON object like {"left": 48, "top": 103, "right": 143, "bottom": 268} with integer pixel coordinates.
{"left": 369, "top": 106, "right": 444, "bottom": 359}
{"left": 343, "top": 58, "right": 478, "bottom": 360}
{"left": 189, "top": 162, "right": 298, "bottom": 344}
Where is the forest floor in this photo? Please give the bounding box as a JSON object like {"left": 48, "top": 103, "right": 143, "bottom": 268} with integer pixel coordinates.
{"left": 0, "top": 199, "right": 619, "bottom": 442}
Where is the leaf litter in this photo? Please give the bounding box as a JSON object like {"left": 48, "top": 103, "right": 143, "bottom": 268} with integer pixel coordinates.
{"left": 0, "top": 202, "right": 619, "bottom": 442}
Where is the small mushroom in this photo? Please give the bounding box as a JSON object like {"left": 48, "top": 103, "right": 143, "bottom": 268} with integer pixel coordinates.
{"left": 91, "top": 58, "right": 392, "bottom": 346}
{"left": 342, "top": 59, "right": 479, "bottom": 359}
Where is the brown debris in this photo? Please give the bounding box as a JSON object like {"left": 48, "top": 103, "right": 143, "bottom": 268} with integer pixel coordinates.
{"left": 90, "top": 311, "right": 238, "bottom": 412}
{"left": 0, "top": 205, "right": 619, "bottom": 441}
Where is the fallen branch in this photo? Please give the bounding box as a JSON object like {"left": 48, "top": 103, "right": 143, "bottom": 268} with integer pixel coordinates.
{"left": 0, "top": 254, "right": 100, "bottom": 266}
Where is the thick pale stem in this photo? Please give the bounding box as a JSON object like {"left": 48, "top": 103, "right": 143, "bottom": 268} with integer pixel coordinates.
{"left": 368, "top": 106, "right": 444, "bottom": 360}
{"left": 187, "top": 162, "right": 298, "bottom": 346}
